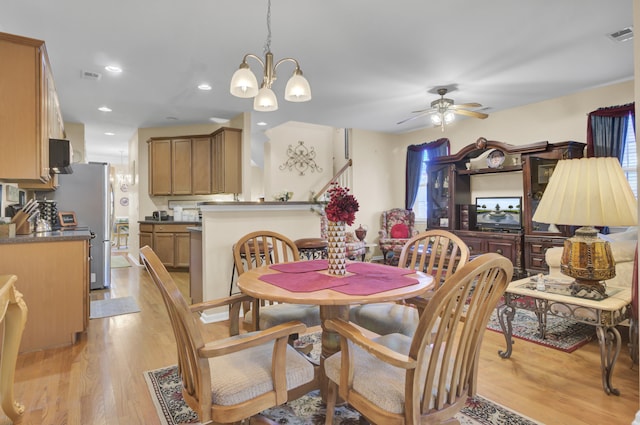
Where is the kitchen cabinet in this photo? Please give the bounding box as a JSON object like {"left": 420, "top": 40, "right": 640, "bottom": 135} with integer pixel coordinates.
{"left": 0, "top": 235, "right": 89, "bottom": 352}
{"left": 148, "top": 139, "right": 172, "bottom": 195}
{"left": 212, "top": 127, "right": 242, "bottom": 194}
{"left": 139, "top": 222, "right": 192, "bottom": 269}
{"left": 192, "top": 137, "right": 213, "bottom": 195}
{"left": 171, "top": 138, "right": 192, "bottom": 195}
{"left": 0, "top": 32, "right": 65, "bottom": 182}
{"left": 147, "top": 128, "right": 242, "bottom": 196}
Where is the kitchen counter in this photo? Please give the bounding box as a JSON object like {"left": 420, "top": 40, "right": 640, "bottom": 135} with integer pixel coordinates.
{"left": 0, "top": 228, "right": 92, "bottom": 244}
{"left": 139, "top": 219, "right": 200, "bottom": 225}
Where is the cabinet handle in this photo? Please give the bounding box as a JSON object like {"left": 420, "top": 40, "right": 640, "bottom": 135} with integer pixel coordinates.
{"left": 496, "top": 248, "right": 503, "bottom": 255}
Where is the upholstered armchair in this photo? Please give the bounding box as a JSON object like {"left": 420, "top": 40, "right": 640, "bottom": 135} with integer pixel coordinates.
{"left": 345, "top": 231, "right": 366, "bottom": 260}
{"left": 378, "top": 208, "right": 418, "bottom": 264}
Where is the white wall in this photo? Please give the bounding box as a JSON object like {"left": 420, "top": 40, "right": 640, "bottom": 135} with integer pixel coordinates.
{"left": 264, "top": 121, "right": 335, "bottom": 202}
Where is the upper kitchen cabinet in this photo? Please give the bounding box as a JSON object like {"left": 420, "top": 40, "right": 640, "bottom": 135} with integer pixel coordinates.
{"left": 147, "top": 128, "right": 242, "bottom": 196}
{"left": 211, "top": 127, "right": 242, "bottom": 195}
{"left": 0, "top": 32, "right": 65, "bottom": 182}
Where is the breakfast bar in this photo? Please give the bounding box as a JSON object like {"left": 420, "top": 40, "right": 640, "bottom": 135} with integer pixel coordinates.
{"left": 197, "top": 201, "right": 322, "bottom": 322}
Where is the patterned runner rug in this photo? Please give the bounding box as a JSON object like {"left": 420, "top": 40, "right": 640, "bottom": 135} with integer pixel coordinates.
{"left": 485, "top": 307, "right": 596, "bottom": 352}
{"left": 144, "top": 364, "right": 543, "bottom": 425}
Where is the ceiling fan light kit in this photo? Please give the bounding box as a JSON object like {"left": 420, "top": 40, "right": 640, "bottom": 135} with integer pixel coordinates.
{"left": 398, "top": 87, "right": 488, "bottom": 130}
{"left": 229, "top": 0, "right": 311, "bottom": 112}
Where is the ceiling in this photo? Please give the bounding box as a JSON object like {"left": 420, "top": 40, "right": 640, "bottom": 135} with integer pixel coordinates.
{"left": 0, "top": 0, "right": 634, "bottom": 164}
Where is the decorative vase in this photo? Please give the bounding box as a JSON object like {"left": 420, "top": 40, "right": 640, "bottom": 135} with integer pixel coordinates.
{"left": 327, "top": 220, "right": 347, "bottom": 276}
{"left": 355, "top": 224, "right": 368, "bottom": 241}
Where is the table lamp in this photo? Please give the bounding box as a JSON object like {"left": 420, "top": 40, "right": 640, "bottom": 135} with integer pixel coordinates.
{"left": 532, "top": 157, "right": 637, "bottom": 299}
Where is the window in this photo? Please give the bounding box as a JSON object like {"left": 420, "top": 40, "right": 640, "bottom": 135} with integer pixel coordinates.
{"left": 414, "top": 151, "right": 429, "bottom": 220}
{"left": 621, "top": 117, "right": 637, "bottom": 198}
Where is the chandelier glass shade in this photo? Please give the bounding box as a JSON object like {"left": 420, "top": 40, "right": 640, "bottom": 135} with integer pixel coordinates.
{"left": 229, "top": 0, "right": 311, "bottom": 112}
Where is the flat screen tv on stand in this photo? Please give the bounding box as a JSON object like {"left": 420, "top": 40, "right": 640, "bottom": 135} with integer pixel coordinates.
{"left": 475, "top": 196, "right": 522, "bottom": 232}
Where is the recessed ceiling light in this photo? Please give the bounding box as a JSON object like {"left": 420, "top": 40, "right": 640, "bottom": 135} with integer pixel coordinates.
{"left": 104, "top": 65, "right": 123, "bottom": 73}
{"left": 257, "top": 121, "right": 268, "bottom": 126}
{"left": 98, "top": 106, "right": 112, "bottom": 112}
{"left": 198, "top": 83, "right": 212, "bottom": 91}
{"left": 104, "top": 132, "right": 115, "bottom": 136}
{"left": 210, "top": 117, "right": 229, "bottom": 123}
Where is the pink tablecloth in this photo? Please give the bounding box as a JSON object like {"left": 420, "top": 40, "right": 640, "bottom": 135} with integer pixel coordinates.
{"left": 258, "top": 261, "right": 419, "bottom": 295}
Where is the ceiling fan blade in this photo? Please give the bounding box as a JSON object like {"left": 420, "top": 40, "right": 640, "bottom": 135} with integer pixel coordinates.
{"left": 452, "top": 109, "right": 489, "bottom": 119}
{"left": 450, "top": 102, "right": 482, "bottom": 109}
{"left": 410, "top": 107, "right": 436, "bottom": 114}
{"left": 397, "top": 111, "right": 430, "bottom": 125}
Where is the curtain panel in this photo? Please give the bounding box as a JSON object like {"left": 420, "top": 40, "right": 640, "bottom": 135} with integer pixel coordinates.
{"left": 587, "top": 103, "right": 635, "bottom": 159}
{"left": 405, "top": 138, "right": 449, "bottom": 210}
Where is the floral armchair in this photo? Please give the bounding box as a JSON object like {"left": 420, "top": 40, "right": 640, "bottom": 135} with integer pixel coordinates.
{"left": 378, "top": 208, "right": 418, "bottom": 264}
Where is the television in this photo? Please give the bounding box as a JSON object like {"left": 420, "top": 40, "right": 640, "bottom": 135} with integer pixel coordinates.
{"left": 475, "top": 196, "right": 522, "bottom": 231}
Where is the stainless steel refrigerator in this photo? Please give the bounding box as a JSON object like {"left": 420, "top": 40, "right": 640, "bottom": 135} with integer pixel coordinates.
{"left": 40, "top": 162, "right": 113, "bottom": 289}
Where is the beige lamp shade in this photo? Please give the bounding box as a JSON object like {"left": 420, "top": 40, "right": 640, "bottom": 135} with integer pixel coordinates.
{"left": 532, "top": 157, "right": 637, "bottom": 227}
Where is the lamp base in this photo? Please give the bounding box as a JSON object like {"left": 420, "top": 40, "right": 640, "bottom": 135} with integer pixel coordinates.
{"left": 569, "top": 279, "right": 608, "bottom": 300}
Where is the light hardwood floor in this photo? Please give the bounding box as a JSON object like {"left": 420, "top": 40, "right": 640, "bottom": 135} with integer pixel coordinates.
{"left": 0, "top": 252, "right": 638, "bottom": 425}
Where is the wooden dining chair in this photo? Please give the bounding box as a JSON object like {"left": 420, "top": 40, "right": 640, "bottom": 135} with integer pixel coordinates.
{"left": 0, "top": 275, "right": 27, "bottom": 423}
{"left": 140, "top": 246, "right": 318, "bottom": 425}
{"left": 350, "top": 230, "right": 471, "bottom": 336}
{"left": 324, "top": 253, "right": 513, "bottom": 425}
{"left": 233, "top": 230, "right": 321, "bottom": 332}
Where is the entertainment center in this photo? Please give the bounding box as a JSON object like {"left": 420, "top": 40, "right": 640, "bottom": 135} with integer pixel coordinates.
{"left": 426, "top": 137, "right": 586, "bottom": 277}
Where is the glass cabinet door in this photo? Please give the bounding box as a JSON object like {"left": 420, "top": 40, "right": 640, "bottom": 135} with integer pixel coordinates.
{"left": 426, "top": 164, "right": 452, "bottom": 229}
{"left": 528, "top": 156, "right": 559, "bottom": 233}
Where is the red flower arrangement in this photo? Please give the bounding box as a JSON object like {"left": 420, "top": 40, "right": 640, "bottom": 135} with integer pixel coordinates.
{"left": 325, "top": 183, "right": 359, "bottom": 226}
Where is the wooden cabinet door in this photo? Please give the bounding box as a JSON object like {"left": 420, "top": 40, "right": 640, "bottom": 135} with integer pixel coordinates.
{"left": 154, "top": 233, "right": 175, "bottom": 267}
{"left": 149, "top": 139, "right": 172, "bottom": 195}
{"left": 172, "top": 138, "right": 192, "bottom": 195}
{"left": 486, "top": 239, "right": 515, "bottom": 261}
{"left": 0, "top": 33, "right": 51, "bottom": 182}
{"left": 212, "top": 128, "right": 242, "bottom": 194}
{"left": 139, "top": 232, "right": 153, "bottom": 250}
{"left": 174, "top": 233, "right": 190, "bottom": 268}
{"left": 192, "top": 137, "right": 212, "bottom": 194}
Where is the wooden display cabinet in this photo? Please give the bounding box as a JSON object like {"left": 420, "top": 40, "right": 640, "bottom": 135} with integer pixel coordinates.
{"left": 427, "top": 138, "right": 585, "bottom": 277}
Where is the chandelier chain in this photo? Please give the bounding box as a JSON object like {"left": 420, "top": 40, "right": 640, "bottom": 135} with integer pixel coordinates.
{"left": 263, "top": 0, "right": 272, "bottom": 55}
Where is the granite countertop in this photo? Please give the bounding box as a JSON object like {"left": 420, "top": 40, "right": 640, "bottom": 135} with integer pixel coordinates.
{"left": 0, "top": 228, "right": 92, "bottom": 244}
{"left": 187, "top": 226, "right": 202, "bottom": 232}
{"left": 139, "top": 219, "right": 201, "bottom": 224}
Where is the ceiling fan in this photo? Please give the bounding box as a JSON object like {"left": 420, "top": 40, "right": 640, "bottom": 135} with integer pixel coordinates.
{"left": 397, "top": 88, "right": 489, "bottom": 130}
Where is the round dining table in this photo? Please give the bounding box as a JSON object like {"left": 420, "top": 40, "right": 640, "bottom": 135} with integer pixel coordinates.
{"left": 237, "top": 260, "right": 434, "bottom": 399}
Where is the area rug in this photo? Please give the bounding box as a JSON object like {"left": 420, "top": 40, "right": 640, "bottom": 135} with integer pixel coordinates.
{"left": 111, "top": 255, "right": 131, "bottom": 268}
{"left": 486, "top": 307, "right": 595, "bottom": 353}
{"left": 90, "top": 296, "right": 140, "bottom": 319}
{"left": 144, "top": 364, "right": 542, "bottom": 425}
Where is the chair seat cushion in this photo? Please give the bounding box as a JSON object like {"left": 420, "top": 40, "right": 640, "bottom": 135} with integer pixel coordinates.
{"left": 325, "top": 333, "right": 414, "bottom": 414}
{"left": 245, "top": 304, "right": 321, "bottom": 329}
{"left": 349, "top": 303, "right": 418, "bottom": 336}
{"left": 295, "top": 238, "right": 328, "bottom": 249}
{"left": 209, "top": 332, "right": 315, "bottom": 405}
{"left": 325, "top": 333, "right": 449, "bottom": 414}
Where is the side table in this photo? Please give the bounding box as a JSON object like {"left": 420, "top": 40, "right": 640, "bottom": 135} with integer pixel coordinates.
{"left": 497, "top": 276, "right": 632, "bottom": 395}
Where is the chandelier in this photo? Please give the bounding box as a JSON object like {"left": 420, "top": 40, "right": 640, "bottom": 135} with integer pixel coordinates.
{"left": 229, "top": 0, "right": 311, "bottom": 111}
